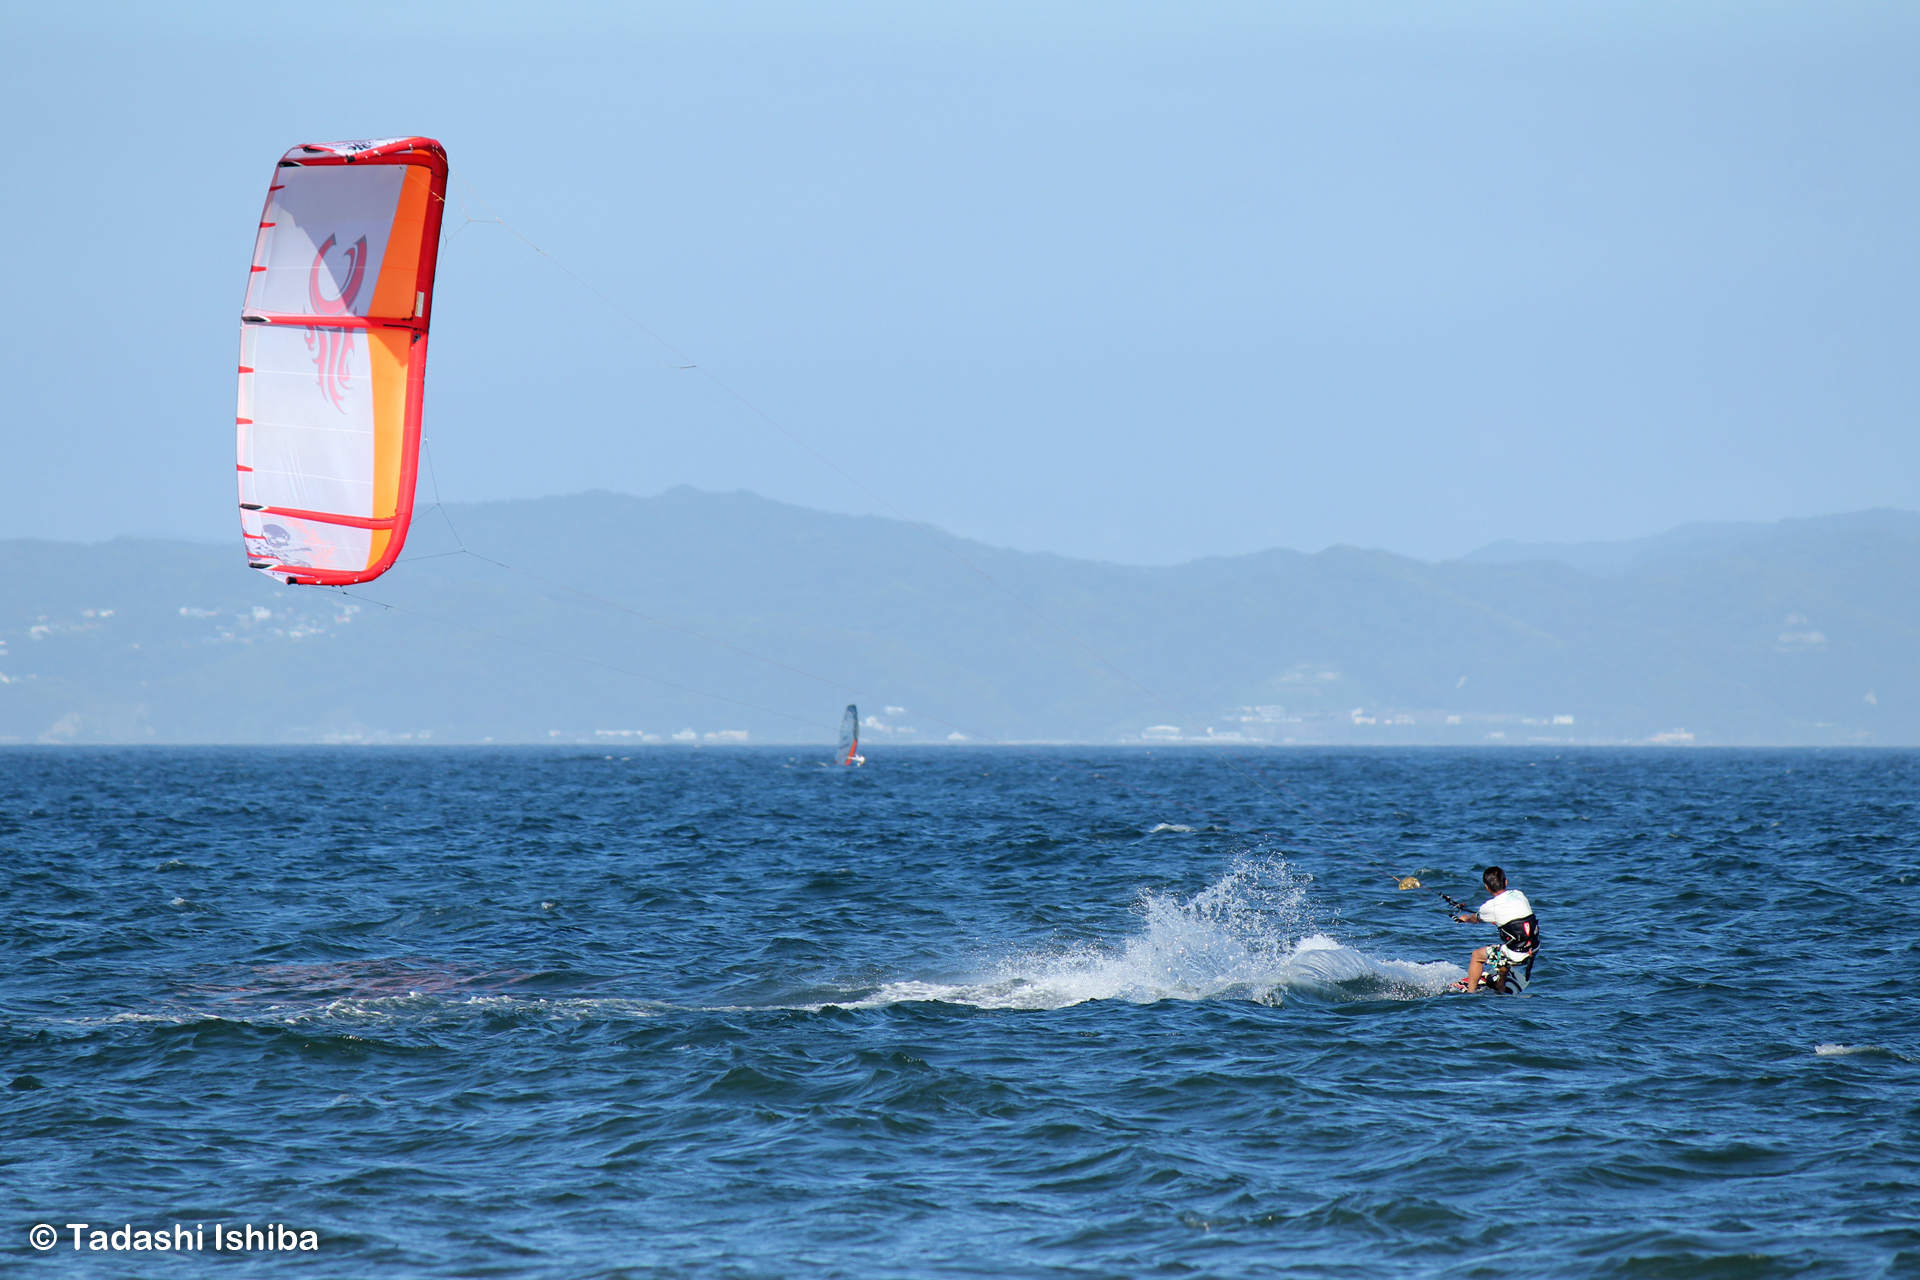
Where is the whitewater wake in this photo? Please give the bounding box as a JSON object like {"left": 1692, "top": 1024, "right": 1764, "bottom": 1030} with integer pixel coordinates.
{"left": 851, "top": 855, "right": 1460, "bottom": 1010}
{"left": 94, "top": 863, "right": 1460, "bottom": 1024}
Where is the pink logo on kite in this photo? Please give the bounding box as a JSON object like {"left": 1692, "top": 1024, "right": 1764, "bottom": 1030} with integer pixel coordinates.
{"left": 304, "top": 234, "right": 369, "bottom": 410}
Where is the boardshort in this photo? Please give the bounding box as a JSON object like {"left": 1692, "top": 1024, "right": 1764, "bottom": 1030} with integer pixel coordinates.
{"left": 1486, "top": 943, "right": 1533, "bottom": 971}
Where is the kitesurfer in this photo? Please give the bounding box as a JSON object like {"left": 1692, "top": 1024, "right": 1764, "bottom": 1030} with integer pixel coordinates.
{"left": 1449, "top": 866, "right": 1539, "bottom": 994}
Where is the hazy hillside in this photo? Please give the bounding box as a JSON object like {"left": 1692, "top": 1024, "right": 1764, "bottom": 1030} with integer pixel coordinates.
{"left": 2, "top": 490, "right": 1915, "bottom": 745}
{"left": 1462, "top": 509, "right": 1920, "bottom": 576}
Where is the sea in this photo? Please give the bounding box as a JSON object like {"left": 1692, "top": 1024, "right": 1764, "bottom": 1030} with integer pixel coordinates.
{"left": 3, "top": 746, "right": 1916, "bottom": 1278}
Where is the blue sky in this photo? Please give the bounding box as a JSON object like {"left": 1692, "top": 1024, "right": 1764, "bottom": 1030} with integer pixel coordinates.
{"left": 5, "top": 1, "right": 1916, "bottom": 564}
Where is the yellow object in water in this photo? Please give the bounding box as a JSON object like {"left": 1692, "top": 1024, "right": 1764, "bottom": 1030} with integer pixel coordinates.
{"left": 1397, "top": 876, "right": 1422, "bottom": 890}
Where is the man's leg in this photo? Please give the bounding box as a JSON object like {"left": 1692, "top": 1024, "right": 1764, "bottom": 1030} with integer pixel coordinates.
{"left": 1464, "top": 945, "right": 1490, "bottom": 992}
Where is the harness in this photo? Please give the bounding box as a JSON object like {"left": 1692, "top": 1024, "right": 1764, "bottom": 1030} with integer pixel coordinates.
{"left": 1490, "top": 913, "right": 1540, "bottom": 993}
{"left": 1497, "top": 913, "right": 1540, "bottom": 959}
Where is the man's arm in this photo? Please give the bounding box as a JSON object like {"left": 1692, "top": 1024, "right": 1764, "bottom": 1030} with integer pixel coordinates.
{"left": 1454, "top": 913, "right": 1480, "bottom": 923}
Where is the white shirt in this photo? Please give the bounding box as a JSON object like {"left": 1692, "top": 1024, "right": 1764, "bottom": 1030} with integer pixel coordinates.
{"left": 1478, "top": 888, "right": 1533, "bottom": 927}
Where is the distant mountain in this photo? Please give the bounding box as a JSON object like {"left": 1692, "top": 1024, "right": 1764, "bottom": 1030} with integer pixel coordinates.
{"left": 3, "top": 490, "right": 1917, "bottom": 745}
{"left": 1461, "top": 509, "right": 1920, "bottom": 576}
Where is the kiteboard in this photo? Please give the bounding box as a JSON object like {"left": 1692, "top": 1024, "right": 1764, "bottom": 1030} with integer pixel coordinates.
{"left": 1446, "top": 971, "right": 1532, "bottom": 995}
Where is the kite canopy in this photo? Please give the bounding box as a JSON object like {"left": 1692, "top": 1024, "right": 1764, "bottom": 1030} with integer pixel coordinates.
{"left": 235, "top": 137, "right": 448, "bottom": 585}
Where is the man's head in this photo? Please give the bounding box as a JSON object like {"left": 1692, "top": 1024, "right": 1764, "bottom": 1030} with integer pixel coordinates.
{"left": 1483, "top": 866, "right": 1507, "bottom": 893}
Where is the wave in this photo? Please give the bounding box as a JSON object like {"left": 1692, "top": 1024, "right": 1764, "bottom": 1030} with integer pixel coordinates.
{"left": 178, "top": 959, "right": 538, "bottom": 1002}
{"left": 75, "top": 994, "right": 665, "bottom": 1030}
{"left": 48, "top": 961, "right": 667, "bottom": 1032}
{"left": 849, "top": 855, "right": 1460, "bottom": 1011}
{"left": 1813, "top": 1043, "right": 1919, "bottom": 1063}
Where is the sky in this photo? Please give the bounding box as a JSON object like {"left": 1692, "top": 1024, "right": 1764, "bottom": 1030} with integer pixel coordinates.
{"left": 4, "top": 1, "right": 1917, "bottom": 565}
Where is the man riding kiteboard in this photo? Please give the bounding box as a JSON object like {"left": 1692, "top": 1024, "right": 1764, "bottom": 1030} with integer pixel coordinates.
{"left": 1448, "top": 866, "right": 1540, "bottom": 994}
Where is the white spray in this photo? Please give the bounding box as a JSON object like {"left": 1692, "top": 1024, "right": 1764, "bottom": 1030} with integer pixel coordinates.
{"left": 857, "top": 854, "right": 1460, "bottom": 1010}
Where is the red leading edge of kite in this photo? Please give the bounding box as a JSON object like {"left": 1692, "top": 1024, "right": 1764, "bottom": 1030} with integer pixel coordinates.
{"left": 238, "top": 137, "right": 448, "bottom": 586}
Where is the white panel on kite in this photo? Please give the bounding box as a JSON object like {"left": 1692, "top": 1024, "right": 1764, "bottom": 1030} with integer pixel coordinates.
{"left": 239, "top": 510, "right": 373, "bottom": 573}
{"left": 245, "top": 166, "right": 405, "bottom": 320}
{"left": 239, "top": 324, "right": 377, "bottom": 520}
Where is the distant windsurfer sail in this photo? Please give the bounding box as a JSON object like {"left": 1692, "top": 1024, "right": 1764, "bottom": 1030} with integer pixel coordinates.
{"left": 235, "top": 137, "right": 449, "bottom": 585}
{"left": 838, "top": 705, "right": 864, "bottom": 766}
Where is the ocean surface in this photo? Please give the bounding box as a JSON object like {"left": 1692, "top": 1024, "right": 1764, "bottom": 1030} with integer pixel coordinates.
{"left": 3, "top": 746, "right": 1916, "bottom": 1277}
